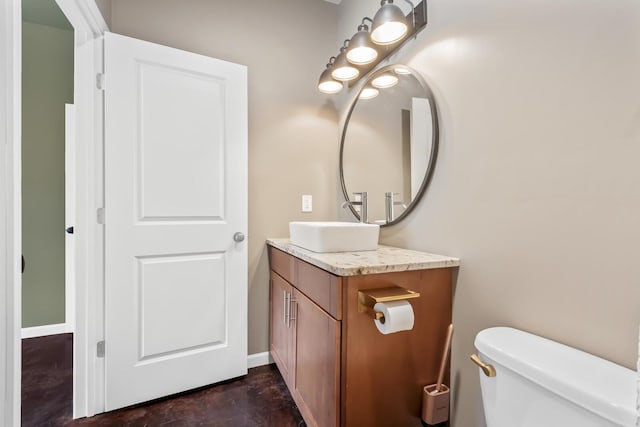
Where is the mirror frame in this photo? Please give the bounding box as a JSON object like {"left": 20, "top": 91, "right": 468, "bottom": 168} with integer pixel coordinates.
{"left": 339, "top": 64, "right": 440, "bottom": 226}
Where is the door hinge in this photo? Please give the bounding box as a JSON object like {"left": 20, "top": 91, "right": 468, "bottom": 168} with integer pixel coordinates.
{"left": 97, "top": 341, "right": 105, "bottom": 358}
{"left": 97, "top": 207, "right": 105, "bottom": 224}
{"left": 96, "top": 73, "right": 105, "bottom": 90}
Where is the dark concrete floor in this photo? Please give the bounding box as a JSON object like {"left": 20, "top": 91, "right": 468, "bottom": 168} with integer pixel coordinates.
{"left": 22, "top": 334, "right": 305, "bottom": 427}
{"left": 22, "top": 334, "right": 74, "bottom": 427}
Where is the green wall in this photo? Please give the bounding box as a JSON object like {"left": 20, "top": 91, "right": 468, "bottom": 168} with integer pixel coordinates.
{"left": 22, "top": 21, "right": 73, "bottom": 327}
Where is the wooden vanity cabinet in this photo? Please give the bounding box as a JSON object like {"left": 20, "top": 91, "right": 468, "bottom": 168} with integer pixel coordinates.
{"left": 268, "top": 246, "right": 453, "bottom": 427}
{"left": 269, "top": 248, "right": 341, "bottom": 427}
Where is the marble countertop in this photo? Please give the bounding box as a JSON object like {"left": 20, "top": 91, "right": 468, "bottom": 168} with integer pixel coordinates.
{"left": 266, "top": 238, "right": 460, "bottom": 276}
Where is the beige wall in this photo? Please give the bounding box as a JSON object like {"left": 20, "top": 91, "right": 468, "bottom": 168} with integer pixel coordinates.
{"left": 339, "top": 0, "right": 640, "bottom": 425}
{"left": 94, "top": 0, "right": 112, "bottom": 28}
{"left": 22, "top": 21, "right": 73, "bottom": 327}
{"left": 110, "top": 0, "right": 339, "bottom": 354}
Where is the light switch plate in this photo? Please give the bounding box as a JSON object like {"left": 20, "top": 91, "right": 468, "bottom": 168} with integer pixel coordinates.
{"left": 302, "top": 195, "right": 312, "bottom": 212}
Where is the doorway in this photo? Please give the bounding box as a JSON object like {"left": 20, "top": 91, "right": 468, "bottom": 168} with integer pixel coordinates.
{"left": 10, "top": 2, "right": 249, "bottom": 421}
{"left": 0, "top": 0, "right": 106, "bottom": 422}
{"left": 21, "top": 0, "right": 74, "bottom": 336}
{"left": 20, "top": 0, "right": 75, "bottom": 424}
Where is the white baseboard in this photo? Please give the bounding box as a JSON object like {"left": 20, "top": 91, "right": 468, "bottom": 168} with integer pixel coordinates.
{"left": 22, "top": 323, "right": 73, "bottom": 339}
{"left": 247, "top": 351, "right": 274, "bottom": 369}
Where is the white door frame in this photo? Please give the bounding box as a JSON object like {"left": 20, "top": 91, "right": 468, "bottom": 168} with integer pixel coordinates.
{"left": 1, "top": 0, "right": 22, "bottom": 424}
{"left": 1, "top": 0, "right": 107, "bottom": 422}
{"left": 52, "top": 0, "right": 108, "bottom": 418}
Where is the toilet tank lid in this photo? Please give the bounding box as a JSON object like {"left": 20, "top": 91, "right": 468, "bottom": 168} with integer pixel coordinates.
{"left": 475, "top": 327, "right": 636, "bottom": 427}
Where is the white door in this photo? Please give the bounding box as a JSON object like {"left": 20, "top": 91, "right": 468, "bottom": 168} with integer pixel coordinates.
{"left": 104, "top": 32, "right": 248, "bottom": 411}
{"left": 65, "top": 104, "right": 75, "bottom": 331}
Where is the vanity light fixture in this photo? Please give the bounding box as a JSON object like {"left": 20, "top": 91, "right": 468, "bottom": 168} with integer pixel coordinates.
{"left": 371, "top": 0, "right": 410, "bottom": 45}
{"left": 331, "top": 42, "right": 360, "bottom": 82}
{"left": 317, "top": 0, "right": 427, "bottom": 95}
{"left": 317, "top": 57, "right": 344, "bottom": 94}
{"left": 346, "top": 18, "right": 379, "bottom": 65}
{"left": 359, "top": 86, "right": 380, "bottom": 100}
{"left": 371, "top": 72, "right": 399, "bottom": 89}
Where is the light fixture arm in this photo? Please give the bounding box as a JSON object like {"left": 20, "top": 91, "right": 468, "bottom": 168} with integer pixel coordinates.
{"left": 401, "top": 0, "right": 428, "bottom": 28}
{"left": 385, "top": 0, "right": 427, "bottom": 29}
{"left": 359, "top": 17, "right": 373, "bottom": 30}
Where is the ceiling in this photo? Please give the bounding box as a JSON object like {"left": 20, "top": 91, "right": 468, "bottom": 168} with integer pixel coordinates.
{"left": 22, "top": 0, "right": 73, "bottom": 30}
{"left": 323, "top": 0, "right": 343, "bottom": 4}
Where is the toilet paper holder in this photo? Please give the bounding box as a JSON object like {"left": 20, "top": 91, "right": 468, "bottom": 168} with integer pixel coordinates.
{"left": 358, "top": 286, "right": 420, "bottom": 321}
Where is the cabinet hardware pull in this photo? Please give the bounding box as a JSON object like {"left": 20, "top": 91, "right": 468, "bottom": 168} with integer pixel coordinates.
{"left": 286, "top": 292, "right": 292, "bottom": 327}
{"left": 283, "top": 290, "right": 287, "bottom": 325}
{"left": 288, "top": 298, "right": 297, "bottom": 327}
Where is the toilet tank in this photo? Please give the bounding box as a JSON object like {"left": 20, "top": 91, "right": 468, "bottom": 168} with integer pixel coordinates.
{"left": 474, "top": 327, "right": 636, "bottom": 427}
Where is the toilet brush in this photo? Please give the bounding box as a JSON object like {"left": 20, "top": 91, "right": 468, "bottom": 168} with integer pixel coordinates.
{"left": 421, "top": 324, "right": 453, "bottom": 425}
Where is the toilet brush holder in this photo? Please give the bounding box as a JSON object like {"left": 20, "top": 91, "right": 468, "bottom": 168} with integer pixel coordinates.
{"left": 421, "top": 384, "right": 450, "bottom": 425}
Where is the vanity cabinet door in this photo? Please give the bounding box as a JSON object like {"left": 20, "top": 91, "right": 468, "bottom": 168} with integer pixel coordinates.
{"left": 270, "top": 272, "right": 295, "bottom": 385}
{"left": 293, "top": 288, "right": 341, "bottom": 427}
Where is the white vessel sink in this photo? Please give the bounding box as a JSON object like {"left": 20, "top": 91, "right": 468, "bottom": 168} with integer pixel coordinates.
{"left": 289, "top": 221, "right": 380, "bottom": 253}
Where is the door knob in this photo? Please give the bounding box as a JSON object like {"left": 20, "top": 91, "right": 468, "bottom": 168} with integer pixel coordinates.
{"left": 233, "top": 232, "right": 245, "bottom": 242}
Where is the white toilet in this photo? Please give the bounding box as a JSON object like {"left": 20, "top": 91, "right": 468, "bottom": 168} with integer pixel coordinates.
{"left": 473, "top": 327, "right": 637, "bottom": 427}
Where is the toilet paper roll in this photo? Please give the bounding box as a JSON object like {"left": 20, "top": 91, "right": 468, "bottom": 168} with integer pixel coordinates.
{"left": 374, "top": 300, "right": 415, "bottom": 335}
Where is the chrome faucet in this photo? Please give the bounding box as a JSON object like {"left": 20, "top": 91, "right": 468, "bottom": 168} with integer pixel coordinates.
{"left": 342, "top": 191, "right": 368, "bottom": 223}
{"left": 385, "top": 192, "right": 407, "bottom": 223}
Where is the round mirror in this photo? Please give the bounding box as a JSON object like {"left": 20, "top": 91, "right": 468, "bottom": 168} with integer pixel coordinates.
{"left": 340, "top": 64, "right": 439, "bottom": 225}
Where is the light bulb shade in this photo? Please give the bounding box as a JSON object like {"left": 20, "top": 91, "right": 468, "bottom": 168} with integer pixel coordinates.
{"left": 371, "top": 1, "right": 409, "bottom": 45}
{"left": 359, "top": 86, "right": 379, "bottom": 99}
{"left": 371, "top": 72, "right": 399, "bottom": 88}
{"left": 317, "top": 68, "right": 343, "bottom": 94}
{"left": 331, "top": 52, "right": 360, "bottom": 81}
{"left": 346, "top": 29, "right": 379, "bottom": 65}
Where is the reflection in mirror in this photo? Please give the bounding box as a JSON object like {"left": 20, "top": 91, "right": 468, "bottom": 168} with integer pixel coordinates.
{"left": 340, "top": 65, "right": 438, "bottom": 226}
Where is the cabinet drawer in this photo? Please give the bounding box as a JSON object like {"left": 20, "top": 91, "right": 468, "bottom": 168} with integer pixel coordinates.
{"left": 295, "top": 259, "right": 342, "bottom": 320}
{"left": 269, "top": 247, "right": 295, "bottom": 283}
